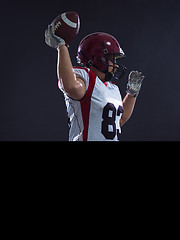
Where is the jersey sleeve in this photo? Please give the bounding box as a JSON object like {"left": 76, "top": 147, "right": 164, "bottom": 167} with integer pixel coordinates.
{"left": 58, "top": 66, "right": 90, "bottom": 92}
{"left": 73, "top": 67, "right": 89, "bottom": 91}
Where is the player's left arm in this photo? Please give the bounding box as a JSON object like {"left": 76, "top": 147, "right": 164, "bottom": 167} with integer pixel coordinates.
{"left": 120, "top": 71, "right": 145, "bottom": 126}
{"left": 120, "top": 94, "right": 136, "bottom": 126}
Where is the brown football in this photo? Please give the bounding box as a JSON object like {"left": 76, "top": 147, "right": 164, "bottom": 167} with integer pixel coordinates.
{"left": 51, "top": 11, "right": 80, "bottom": 45}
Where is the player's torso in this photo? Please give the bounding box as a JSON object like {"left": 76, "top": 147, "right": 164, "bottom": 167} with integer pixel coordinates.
{"left": 63, "top": 67, "right": 124, "bottom": 141}
{"left": 87, "top": 77, "right": 124, "bottom": 141}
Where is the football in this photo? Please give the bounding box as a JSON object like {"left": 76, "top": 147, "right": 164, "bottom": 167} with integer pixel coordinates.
{"left": 51, "top": 11, "right": 80, "bottom": 45}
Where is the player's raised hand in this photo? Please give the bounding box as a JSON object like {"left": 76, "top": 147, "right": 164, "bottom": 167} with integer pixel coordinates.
{"left": 45, "top": 24, "right": 66, "bottom": 50}
{"left": 126, "top": 71, "right": 145, "bottom": 97}
{"left": 45, "top": 12, "right": 80, "bottom": 50}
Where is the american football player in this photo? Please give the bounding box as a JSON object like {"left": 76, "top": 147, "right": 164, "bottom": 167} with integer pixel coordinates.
{"left": 45, "top": 24, "right": 145, "bottom": 141}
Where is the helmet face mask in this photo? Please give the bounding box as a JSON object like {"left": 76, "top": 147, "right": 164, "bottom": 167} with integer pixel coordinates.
{"left": 100, "top": 53, "right": 127, "bottom": 81}
{"left": 77, "top": 32, "right": 127, "bottom": 81}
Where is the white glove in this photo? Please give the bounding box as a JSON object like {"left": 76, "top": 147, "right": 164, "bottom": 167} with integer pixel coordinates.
{"left": 45, "top": 24, "right": 65, "bottom": 50}
{"left": 126, "top": 71, "right": 145, "bottom": 97}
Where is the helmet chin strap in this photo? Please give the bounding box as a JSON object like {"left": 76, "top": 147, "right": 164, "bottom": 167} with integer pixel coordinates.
{"left": 92, "top": 64, "right": 114, "bottom": 81}
{"left": 104, "top": 66, "right": 127, "bottom": 82}
{"left": 105, "top": 71, "right": 113, "bottom": 81}
{"left": 92, "top": 61, "right": 126, "bottom": 82}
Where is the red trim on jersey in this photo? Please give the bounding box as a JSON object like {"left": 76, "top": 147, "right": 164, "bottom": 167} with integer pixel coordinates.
{"left": 79, "top": 68, "right": 96, "bottom": 141}
{"left": 73, "top": 66, "right": 89, "bottom": 73}
{"left": 111, "top": 82, "right": 116, "bottom": 85}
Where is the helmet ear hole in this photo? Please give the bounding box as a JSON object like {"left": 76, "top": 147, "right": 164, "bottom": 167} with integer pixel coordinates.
{"left": 92, "top": 56, "right": 101, "bottom": 64}
{"left": 101, "top": 56, "right": 107, "bottom": 63}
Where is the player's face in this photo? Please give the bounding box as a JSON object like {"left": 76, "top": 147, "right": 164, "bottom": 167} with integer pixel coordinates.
{"left": 108, "top": 56, "right": 119, "bottom": 73}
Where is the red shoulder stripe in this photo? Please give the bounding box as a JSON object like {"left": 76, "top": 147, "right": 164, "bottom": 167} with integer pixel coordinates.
{"left": 80, "top": 70, "right": 96, "bottom": 141}
{"left": 73, "top": 66, "right": 89, "bottom": 73}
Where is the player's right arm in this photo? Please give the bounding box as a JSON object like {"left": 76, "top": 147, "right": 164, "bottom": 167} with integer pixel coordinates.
{"left": 57, "top": 45, "right": 86, "bottom": 100}
{"left": 45, "top": 24, "right": 86, "bottom": 100}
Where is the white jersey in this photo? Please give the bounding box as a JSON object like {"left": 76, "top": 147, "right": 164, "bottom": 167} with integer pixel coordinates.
{"left": 58, "top": 66, "right": 124, "bottom": 141}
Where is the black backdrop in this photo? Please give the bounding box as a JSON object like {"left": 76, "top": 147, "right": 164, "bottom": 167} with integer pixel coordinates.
{"left": 1, "top": 0, "right": 180, "bottom": 141}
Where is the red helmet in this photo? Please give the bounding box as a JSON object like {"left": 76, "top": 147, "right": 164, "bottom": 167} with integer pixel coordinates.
{"left": 76, "top": 32, "right": 126, "bottom": 80}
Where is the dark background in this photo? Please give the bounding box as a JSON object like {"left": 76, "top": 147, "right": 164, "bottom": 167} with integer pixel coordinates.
{"left": 0, "top": 0, "right": 180, "bottom": 141}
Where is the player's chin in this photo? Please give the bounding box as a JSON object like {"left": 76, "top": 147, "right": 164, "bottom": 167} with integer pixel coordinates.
{"left": 108, "top": 67, "right": 114, "bottom": 74}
